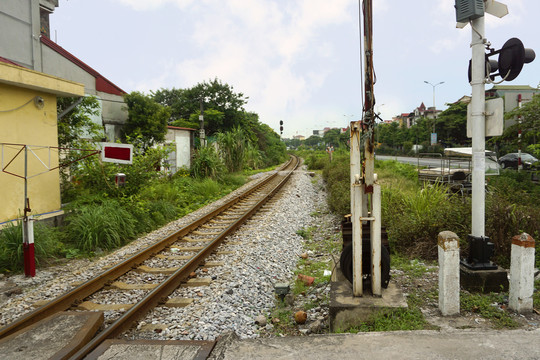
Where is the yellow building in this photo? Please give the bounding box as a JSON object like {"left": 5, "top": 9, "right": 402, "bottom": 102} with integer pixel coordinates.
{"left": 0, "top": 60, "right": 84, "bottom": 223}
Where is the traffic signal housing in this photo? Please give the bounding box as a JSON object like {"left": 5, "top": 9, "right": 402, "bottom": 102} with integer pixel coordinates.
{"left": 279, "top": 120, "right": 283, "bottom": 135}
{"left": 468, "top": 37, "right": 535, "bottom": 83}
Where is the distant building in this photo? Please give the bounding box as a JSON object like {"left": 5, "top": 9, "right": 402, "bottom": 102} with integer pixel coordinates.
{"left": 485, "top": 85, "right": 540, "bottom": 128}
{"left": 312, "top": 129, "right": 323, "bottom": 137}
{"left": 293, "top": 135, "right": 306, "bottom": 141}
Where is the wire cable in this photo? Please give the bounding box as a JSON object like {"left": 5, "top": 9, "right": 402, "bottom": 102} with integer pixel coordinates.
{"left": 0, "top": 96, "right": 39, "bottom": 113}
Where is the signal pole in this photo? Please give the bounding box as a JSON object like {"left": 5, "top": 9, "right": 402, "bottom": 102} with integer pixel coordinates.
{"left": 470, "top": 15, "right": 486, "bottom": 237}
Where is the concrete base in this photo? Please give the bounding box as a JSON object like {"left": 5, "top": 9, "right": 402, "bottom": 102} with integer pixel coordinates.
{"left": 460, "top": 265, "right": 508, "bottom": 293}
{"left": 329, "top": 280, "right": 407, "bottom": 332}
{"left": 0, "top": 311, "right": 103, "bottom": 360}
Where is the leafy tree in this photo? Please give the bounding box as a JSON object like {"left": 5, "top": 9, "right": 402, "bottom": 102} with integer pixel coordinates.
{"left": 305, "top": 135, "right": 323, "bottom": 148}
{"left": 434, "top": 102, "right": 468, "bottom": 146}
{"left": 250, "top": 119, "right": 286, "bottom": 166}
{"left": 323, "top": 129, "right": 341, "bottom": 148}
{"left": 122, "top": 91, "right": 171, "bottom": 151}
{"left": 188, "top": 109, "right": 225, "bottom": 132}
{"left": 57, "top": 96, "right": 103, "bottom": 199}
{"left": 152, "top": 78, "right": 248, "bottom": 136}
{"left": 57, "top": 96, "right": 102, "bottom": 148}
{"left": 502, "top": 93, "right": 540, "bottom": 148}
{"left": 217, "top": 127, "right": 247, "bottom": 172}
{"left": 151, "top": 87, "right": 191, "bottom": 122}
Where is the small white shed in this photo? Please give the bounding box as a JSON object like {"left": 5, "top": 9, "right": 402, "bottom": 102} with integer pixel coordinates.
{"left": 163, "top": 126, "right": 196, "bottom": 173}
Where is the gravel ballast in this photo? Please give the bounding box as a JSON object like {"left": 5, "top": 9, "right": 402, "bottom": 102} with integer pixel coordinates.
{"left": 0, "top": 165, "right": 330, "bottom": 341}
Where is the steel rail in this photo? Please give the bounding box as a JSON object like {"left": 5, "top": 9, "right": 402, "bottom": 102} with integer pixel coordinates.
{"left": 70, "top": 155, "right": 299, "bottom": 359}
{"left": 0, "top": 156, "right": 296, "bottom": 339}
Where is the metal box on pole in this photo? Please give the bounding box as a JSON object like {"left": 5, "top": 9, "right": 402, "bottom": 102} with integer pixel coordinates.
{"left": 455, "top": 0, "right": 485, "bottom": 23}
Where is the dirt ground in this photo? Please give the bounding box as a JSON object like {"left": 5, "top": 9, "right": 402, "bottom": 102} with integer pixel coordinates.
{"left": 391, "top": 263, "right": 540, "bottom": 331}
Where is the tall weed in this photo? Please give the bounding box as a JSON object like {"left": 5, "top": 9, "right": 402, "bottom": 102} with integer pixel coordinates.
{"left": 191, "top": 146, "right": 225, "bottom": 179}
{"left": 65, "top": 201, "right": 136, "bottom": 252}
{"left": 0, "top": 221, "right": 64, "bottom": 272}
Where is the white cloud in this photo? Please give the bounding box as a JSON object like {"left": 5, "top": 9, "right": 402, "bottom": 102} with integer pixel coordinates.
{"left": 116, "top": 0, "right": 195, "bottom": 11}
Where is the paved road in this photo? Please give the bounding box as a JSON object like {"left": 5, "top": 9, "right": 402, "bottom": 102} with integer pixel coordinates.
{"left": 376, "top": 154, "right": 502, "bottom": 174}
{"left": 376, "top": 154, "right": 470, "bottom": 169}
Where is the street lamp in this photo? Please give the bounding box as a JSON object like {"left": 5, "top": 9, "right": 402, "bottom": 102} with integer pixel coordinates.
{"left": 424, "top": 80, "right": 444, "bottom": 135}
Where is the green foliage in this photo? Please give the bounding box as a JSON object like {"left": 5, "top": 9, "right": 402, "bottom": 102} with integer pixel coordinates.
{"left": 0, "top": 221, "right": 64, "bottom": 272}
{"left": 485, "top": 171, "right": 540, "bottom": 268}
{"left": 304, "top": 152, "right": 328, "bottom": 170}
{"left": 191, "top": 146, "right": 225, "bottom": 179}
{"left": 152, "top": 82, "right": 286, "bottom": 169}
{"left": 57, "top": 96, "right": 102, "bottom": 148}
{"left": 383, "top": 182, "right": 470, "bottom": 259}
{"left": 122, "top": 91, "right": 171, "bottom": 150}
{"left": 152, "top": 79, "right": 248, "bottom": 136}
{"left": 217, "top": 127, "right": 247, "bottom": 172}
{"left": 461, "top": 292, "right": 519, "bottom": 328}
{"left": 66, "top": 145, "right": 171, "bottom": 201}
{"left": 189, "top": 109, "right": 224, "bottom": 132}
{"left": 351, "top": 308, "right": 430, "bottom": 332}
{"left": 434, "top": 101, "right": 468, "bottom": 145}
{"left": 321, "top": 153, "right": 350, "bottom": 216}
{"left": 65, "top": 200, "right": 136, "bottom": 252}
{"left": 218, "top": 173, "right": 246, "bottom": 187}
{"left": 503, "top": 93, "right": 540, "bottom": 146}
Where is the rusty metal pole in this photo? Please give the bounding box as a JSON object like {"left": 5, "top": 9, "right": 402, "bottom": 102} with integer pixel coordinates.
{"left": 361, "top": 0, "right": 381, "bottom": 296}
{"left": 350, "top": 121, "right": 363, "bottom": 296}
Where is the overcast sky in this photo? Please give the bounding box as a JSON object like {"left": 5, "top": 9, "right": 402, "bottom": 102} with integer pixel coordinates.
{"left": 51, "top": 0, "right": 539, "bottom": 138}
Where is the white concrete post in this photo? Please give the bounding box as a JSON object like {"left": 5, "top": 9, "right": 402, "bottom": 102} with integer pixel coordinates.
{"left": 370, "top": 182, "right": 381, "bottom": 297}
{"left": 509, "top": 233, "right": 535, "bottom": 313}
{"left": 438, "top": 231, "right": 460, "bottom": 316}
{"left": 350, "top": 121, "right": 363, "bottom": 297}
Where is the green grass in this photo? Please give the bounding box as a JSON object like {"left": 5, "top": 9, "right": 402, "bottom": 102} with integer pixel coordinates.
{"left": 461, "top": 292, "right": 519, "bottom": 329}
{"left": 0, "top": 221, "right": 64, "bottom": 272}
{"left": 392, "top": 255, "right": 434, "bottom": 278}
{"left": 345, "top": 308, "right": 432, "bottom": 333}
{"left": 65, "top": 200, "right": 136, "bottom": 253}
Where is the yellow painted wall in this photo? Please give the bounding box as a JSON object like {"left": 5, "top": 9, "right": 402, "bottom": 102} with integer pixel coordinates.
{"left": 0, "top": 63, "right": 84, "bottom": 222}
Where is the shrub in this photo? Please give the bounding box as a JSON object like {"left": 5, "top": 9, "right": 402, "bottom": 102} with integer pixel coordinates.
{"left": 0, "top": 221, "right": 64, "bottom": 272}
{"left": 191, "top": 146, "right": 225, "bottom": 179}
{"left": 65, "top": 201, "right": 136, "bottom": 252}
{"left": 383, "top": 182, "right": 470, "bottom": 259}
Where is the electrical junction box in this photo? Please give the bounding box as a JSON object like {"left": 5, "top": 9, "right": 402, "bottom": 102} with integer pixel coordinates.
{"left": 455, "top": 0, "right": 485, "bottom": 23}
{"left": 115, "top": 173, "right": 126, "bottom": 187}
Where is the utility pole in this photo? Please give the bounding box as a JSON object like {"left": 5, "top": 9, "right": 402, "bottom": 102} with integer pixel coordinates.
{"left": 349, "top": 0, "right": 381, "bottom": 297}
{"left": 199, "top": 98, "right": 206, "bottom": 147}
{"left": 470, "top": 15, "right": 486, "bottom": 238}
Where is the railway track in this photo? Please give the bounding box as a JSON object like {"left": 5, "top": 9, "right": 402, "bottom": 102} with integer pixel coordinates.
{"left": 0, "top": 155, "right": 299, "bottom": 359}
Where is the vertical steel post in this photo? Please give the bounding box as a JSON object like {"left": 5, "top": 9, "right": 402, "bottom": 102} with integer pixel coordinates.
{"left": 22, "top": 145, "right": 35, "bottom": 277}
{"left": 371, "top": 183, "right": 381, "bottom": 296}
{"left": 361, "top": 0, "right": 381, "bottom": 295}
{"left": 350, "top": 121, "right": 363, "bottom": 296}
{"left": 517, "top": 94, "right": 522, "bottom": 171}
{"left": 470, "top": 16, "right": 486, "bottom": 237}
